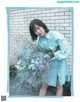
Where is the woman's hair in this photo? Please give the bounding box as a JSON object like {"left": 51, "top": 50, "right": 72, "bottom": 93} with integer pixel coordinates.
{"left": 29, "top": 19, "right": 49, "bottom": 41}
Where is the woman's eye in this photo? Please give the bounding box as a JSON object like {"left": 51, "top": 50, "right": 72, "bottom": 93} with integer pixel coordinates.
{"left": 34, "top": 27, "right": 40, "bottom": 33}
{"left": 35, "top": 28, "right": 39, "bottom": 32}
{"left": 37, "top": 27, "right": 40, "bottom": 29}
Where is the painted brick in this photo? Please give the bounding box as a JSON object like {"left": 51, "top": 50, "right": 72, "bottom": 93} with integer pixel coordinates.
{"left": 56, "top": 27, "right": 65, "bottom": 30}
{"left": 50, "top": 9, "right": 60, "bottom": 12}
{"left": 55, "top": 12, "right": 64, "bottom": 16}
{"left": 65, "top": 12, "right": 72, "bottom": 16}
{"left": 60, "top": 16, "right": 70, "bottom": 19}
{"left": 60, "top": 30, "right": 70, "bottom": 34}
{"left": 60, "top": 9, "right": 70, "bottom": 12}
{"left": 51, "top": 23, "right": 60, "bottom": 26}
{"left": 65, "top": 27, "right": 72, "bottom": 30}
{"left": 65, "top": 19, "right": 71, "bottom": 23}
{"left": 50, "top": 16, "right": 60, "bottom": 19}
{"left": 60, "top": 23, "right": 69, "bottom": 26}
{"left": 55, "top": 20, "right": 64, "bottom": 23}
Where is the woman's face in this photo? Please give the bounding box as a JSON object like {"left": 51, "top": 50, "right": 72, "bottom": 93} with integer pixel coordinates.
{"left": 34, "top": 24, "right": 46, "bottom": 37}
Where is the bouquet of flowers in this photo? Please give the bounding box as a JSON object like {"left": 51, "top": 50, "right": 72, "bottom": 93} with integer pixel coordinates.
{"left": 11, "top": 41, "right": 50, "bottom": 95}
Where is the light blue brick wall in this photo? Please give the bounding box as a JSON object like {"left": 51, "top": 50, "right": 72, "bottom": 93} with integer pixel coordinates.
{"left": 9, "top": 8, "right": 72, "bottom": 75}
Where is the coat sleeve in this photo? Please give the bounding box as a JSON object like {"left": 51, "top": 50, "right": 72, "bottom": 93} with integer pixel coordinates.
{"left": 53, "top": 32, "right": 71, "bottom": 60}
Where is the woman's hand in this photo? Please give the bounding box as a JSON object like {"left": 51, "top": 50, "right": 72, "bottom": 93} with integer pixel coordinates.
{"left": 50, "top": 52, "right": 54, "bottom": 58}
{"left": 54, "top": 46, "right": 60, "bottom": 52}
{"left": 50, "top": 46, "right": 60, "bottom": 58}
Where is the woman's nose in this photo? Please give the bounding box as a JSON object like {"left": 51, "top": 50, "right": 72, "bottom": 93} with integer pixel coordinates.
{"left": 36, "top": 30, "right": 40, "bottom": 34}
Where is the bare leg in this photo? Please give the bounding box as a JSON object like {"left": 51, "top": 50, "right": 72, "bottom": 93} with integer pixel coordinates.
{"left": 39, "top": 83, "right": 48, "bottom": 96}
{"left": 56, "top": 80, "right": 63, "bottom": 96}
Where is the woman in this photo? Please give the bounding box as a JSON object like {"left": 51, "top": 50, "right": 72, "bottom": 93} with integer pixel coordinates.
{"left": 29, "top": 19, "right": 71, "bottom": 96}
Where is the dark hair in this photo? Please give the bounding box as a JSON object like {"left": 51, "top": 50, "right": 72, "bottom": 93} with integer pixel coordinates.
{"left": 29, "top": 19, "right": 49, "bottom": 41}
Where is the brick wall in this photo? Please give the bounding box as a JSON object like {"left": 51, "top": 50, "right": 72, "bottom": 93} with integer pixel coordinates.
{"left": 7, "top": 8, "right": 73, "bottom": 75}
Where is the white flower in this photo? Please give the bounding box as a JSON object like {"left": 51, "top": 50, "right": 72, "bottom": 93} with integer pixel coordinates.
{"left": 31, "top": 59, "right": 35, "bottom": 64}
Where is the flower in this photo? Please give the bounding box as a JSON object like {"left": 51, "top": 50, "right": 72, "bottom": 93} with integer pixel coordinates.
{"left": 11, "top": 41, "right": 50, "bottom": 94}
